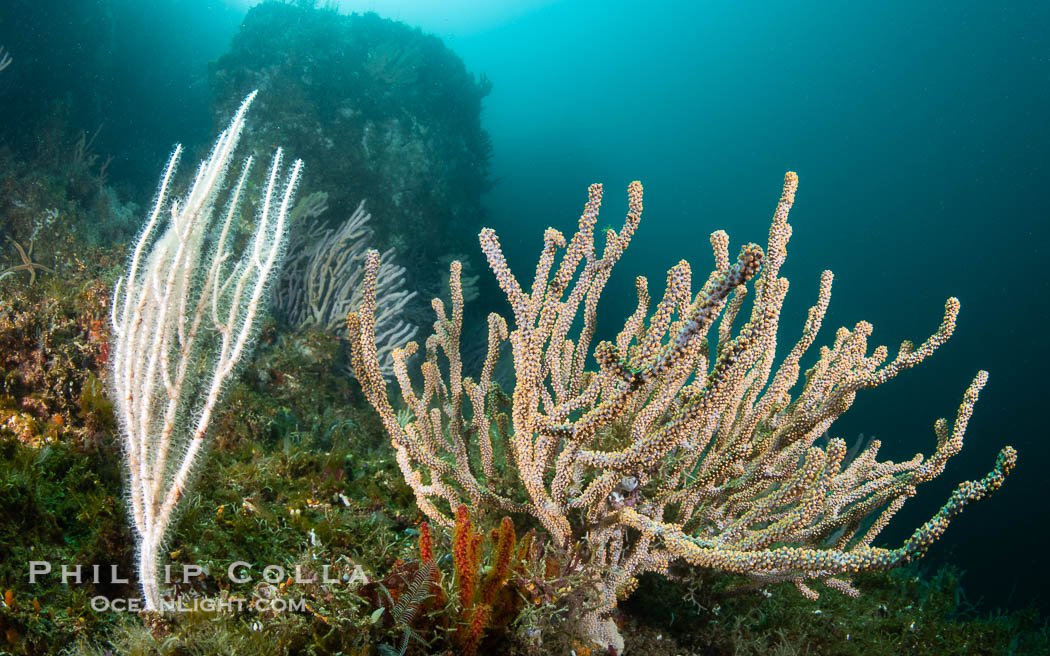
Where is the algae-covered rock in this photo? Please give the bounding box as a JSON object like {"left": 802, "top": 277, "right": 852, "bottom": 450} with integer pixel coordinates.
{"left": 209, "top": 3, "right": 492, "bottom": 290}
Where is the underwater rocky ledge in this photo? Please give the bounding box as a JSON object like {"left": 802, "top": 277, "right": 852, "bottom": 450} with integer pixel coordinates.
{"left": 0, "top": 2, "right": 1046, "bottom": 656}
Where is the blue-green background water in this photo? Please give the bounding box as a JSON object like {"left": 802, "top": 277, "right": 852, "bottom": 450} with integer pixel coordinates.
{"left": 468, "top": 1, "right": 1050, "bottom": 617}
{"left": 2, "top": 0, "right": 1046, "bottom": 618}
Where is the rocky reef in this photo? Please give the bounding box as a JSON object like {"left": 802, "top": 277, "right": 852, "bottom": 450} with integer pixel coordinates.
{"left": 209, "top": 2, "right": 493, "bottom": 294}
{"left": 0, "top": 3, "right": 1045, "bottom": 655}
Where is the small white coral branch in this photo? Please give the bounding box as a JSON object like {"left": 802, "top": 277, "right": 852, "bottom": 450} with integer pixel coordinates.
{"left": 109, "top": 91, "right": 301, "bottom": 611}
{"left": 275, "top": 198, "right": 416, "bottom": 376}
{"left": 0, "top": 46, "right": 11, "bottom": 74}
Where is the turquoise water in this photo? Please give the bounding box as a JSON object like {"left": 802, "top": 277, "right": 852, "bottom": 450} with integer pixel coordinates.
{"left": 465, "top": 1, "right": 1050, "bottom": 615}
{"left": 1, "top": 0, "right": 1046, "bottom": 619}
